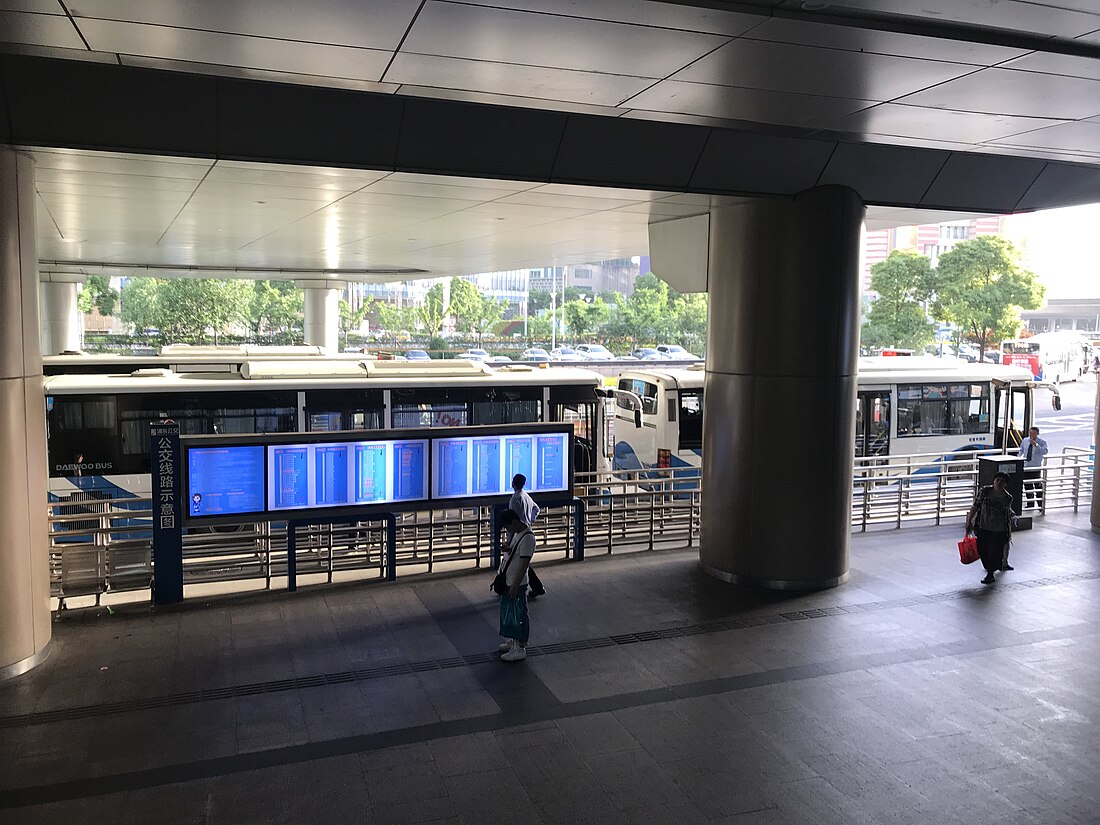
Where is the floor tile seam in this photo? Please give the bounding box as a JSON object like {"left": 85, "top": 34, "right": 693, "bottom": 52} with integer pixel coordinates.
{"left": 2, "top": 615, "right": 1093, "bottom": 810}
{"left": 5, "top": 568, "right": 1098, "bottom": 729}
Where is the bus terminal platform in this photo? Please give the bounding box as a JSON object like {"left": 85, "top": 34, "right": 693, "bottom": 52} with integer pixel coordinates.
{"left": 1, "top": 512, "right": 1098, "bottom": 825}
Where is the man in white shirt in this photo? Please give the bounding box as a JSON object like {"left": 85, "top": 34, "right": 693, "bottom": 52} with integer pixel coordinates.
{"left": 497, "top": 509, "right": 535, "bottom": 662}
{"left": 508, "top": 474, "right": 545, "bottom": 598}
{"left": 1017, "top": 426, "right": 1048, "bottom": 508}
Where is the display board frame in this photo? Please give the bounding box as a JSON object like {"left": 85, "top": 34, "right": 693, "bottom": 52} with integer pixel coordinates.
{"left": 180, "top": 422, "right": 574, "bottom": 527}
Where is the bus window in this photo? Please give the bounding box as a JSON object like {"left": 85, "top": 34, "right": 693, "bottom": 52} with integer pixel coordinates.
{"left": 856, "top": 392, "right": 890, "bottom": 457}
{"left": 897, "top": 382, "right": 989, "bottom": 437}
{"left": 616, "top": 379, "right": 658, "bottom": 416}
{"left": 678, "top": 390, "right": 702, "bottom": 451}
{"left": 305, "top": 389, "right": 384, "bottom": 432}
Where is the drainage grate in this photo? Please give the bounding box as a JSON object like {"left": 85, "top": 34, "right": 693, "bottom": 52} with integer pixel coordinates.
{"left": 3, "top": 568, "right": 1098, "bottom": 730}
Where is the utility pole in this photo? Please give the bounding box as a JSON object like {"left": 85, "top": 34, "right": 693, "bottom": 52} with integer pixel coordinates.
{"left": 551, "top": 269, "right": 557, "bottom": 350}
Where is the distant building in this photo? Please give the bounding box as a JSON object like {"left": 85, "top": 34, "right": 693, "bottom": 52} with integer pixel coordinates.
{"left": 862, "top": 216, "right": 1006, "bottom": 288}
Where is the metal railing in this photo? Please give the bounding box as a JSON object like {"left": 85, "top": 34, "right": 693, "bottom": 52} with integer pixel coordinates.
{"left": 47, "top": 450, "right": 1091, "bottom": 605}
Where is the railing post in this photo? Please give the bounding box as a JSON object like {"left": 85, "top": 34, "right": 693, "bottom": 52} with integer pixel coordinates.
{"left": 572, "top": 497, "right": 585, "bottom": 561}
{"left": 287, "top": 523, "right": 297, "bottom": 592}
{"left": 384, "top": 513, "right": 397, "bottom": 581}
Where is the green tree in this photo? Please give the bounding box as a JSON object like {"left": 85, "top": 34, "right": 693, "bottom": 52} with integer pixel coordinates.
{"left": 77, "top": 275, "right": 119, "bottom": 318}
{"left": 450, "top": 278, "right": 508, "bottom": 345}
{"left": 119, "top": 277, "right": 161, "bottom": 336}
{"left": 417, "top": 283, "right": 450, "bottom": 337}
{"left": 670, "top": 292, "right": 707, "bottom": 355}
{"left": 375, "top": 301, "right": 414, "bottom": 343}
{"left": 564, "top": 297, "right": 611, "bottom": 339}
{"left": 527, "top": 290, "right": 553, "bottom": 314}
{"left": 931, "top": 236, "right": 1044, "bottom": 360}
{"left": 615, "top": 275, "right": 671, "bottom": 346}
{"left": 250, "top": 281, "right": 303, "bottom": 341}
{"left": 338, "top": 296, "right": 371, "bottom": 347}
{"left": 860, "top": 251, "right": 935, "bottom": 351}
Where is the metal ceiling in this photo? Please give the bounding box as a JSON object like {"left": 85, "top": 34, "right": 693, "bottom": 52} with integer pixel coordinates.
{"left": 7, "top": 0, "right": 1100, "bottom": 278}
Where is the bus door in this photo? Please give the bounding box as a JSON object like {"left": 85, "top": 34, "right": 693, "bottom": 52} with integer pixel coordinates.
{"left": 994, "top": 384, "right": 1028, "bottom": 450}
{"left": 855, "top": 391, "right": 890, "bottom": 458}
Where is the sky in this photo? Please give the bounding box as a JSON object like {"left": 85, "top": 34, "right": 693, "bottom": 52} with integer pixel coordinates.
{"left": 1003, "top": 204, "right": 1100, "bottom": 299}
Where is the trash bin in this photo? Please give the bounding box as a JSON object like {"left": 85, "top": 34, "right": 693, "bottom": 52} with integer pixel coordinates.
{"left": 977, "top": 455, "right": 1024, "bottom": 516}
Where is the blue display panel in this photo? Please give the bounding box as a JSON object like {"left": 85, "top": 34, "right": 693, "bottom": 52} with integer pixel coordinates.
{"left": 187, "top": 446, "right": 265, "bottom": 516}
{"left": 267, "top": 440, "right": 428, "bottom": 511}
{"left": 432, "top": 432, "right": 570, "bottom": 498}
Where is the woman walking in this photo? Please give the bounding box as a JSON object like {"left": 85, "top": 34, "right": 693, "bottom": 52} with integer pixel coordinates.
{"left": 966, "top": 472, "right": 1015, "bottom": 585}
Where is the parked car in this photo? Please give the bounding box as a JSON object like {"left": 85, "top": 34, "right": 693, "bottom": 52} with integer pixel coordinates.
{"left": 458, "top": 348, "right": 490, "bottom": 362}
{"left": 550, "top": 347, "right": 584, "bottom": 362}
{"left": 656, "top": 344, "right": 699, "bottom": 360}
{"left": 522, "top": 347, "right": 550, "bottom": 360}
{"left": 488, "top": 355, "right": 513, "bottom": 364}
{"left": 631, "top": 347, "right": 671, "bottom": 360}
{"left": 575, "top": 343, "right": 616, "bottom": 360}
{"left": 404, "top": 349, "right": 431, "bottom": 361}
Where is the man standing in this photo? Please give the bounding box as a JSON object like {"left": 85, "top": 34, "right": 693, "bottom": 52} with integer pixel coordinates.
{"left": 497, "top": 510, "right": 535, "bottom": 662}
{"left": 508, "top": 473, "right": 546, "bottom": 598}
{"left": 1017, "top": 426, "right": 1048, "bottom": 509}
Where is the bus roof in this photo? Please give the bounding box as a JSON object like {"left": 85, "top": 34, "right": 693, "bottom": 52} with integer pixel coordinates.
{"left": 43, "top": 360, "right": 604, "bottom": 394}
{"left": 619, "top": 358, "right": 1035, "bottom": 390}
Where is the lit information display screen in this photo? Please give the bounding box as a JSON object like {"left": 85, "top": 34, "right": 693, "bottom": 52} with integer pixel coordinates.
{"left": 267, "top": 440, "right": 428, "bottom": 511}
{"left": 431, "top": 432, "right": 569, "bottom": 499}
{"left": 187, "top": 446, "right": 266, "bottom": 517}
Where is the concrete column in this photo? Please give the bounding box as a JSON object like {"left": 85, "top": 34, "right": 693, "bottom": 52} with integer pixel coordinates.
{"left": 300, "top": 280, "right": 342, "bottom": 353}
{"left": 0, "top": 147, "right": 51, "bottom": 678}
{"left": 1092, "top": 377, "right": 1100, "bottom": 534}
{"left": 39, "top": 273, "right": 84, "bottom": 354}
{"left": 700, "top": 186, "right": 864, "bottom": 590}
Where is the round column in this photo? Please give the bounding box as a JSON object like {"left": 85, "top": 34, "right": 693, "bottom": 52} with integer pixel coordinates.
{"left": 0, "top": 147, "right": 51, "bottom": 678}
{"left": 301, "top": 280, "right": 342, "bottom": 353}
{"left": 39, "top": 274, "right": 83, "bottom": 354}
{"left": 700, "top": 186, "right": 864, "bottom": 590}
{"left": 1091, "top": 376, "right": 1100, "bottom": 534}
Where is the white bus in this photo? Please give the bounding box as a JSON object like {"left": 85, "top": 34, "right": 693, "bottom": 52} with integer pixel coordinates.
{"left": 611, "top": 358, "right": 1045, "bottom": 475}
{"left": 1000, "top": 331, "right": 1088, "bottom": 383}
{"left": 44, "top": 359, "right": 609, "bottom": 503}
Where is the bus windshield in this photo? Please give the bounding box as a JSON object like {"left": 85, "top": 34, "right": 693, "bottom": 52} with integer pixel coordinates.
{"left": 1002, "top": 341, "right": 1040, "bottom": 355}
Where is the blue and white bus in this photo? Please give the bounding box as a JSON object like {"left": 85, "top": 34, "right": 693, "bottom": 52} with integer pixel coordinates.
{"left": 611, "top": 358, "right": 1046, "bottom": 474}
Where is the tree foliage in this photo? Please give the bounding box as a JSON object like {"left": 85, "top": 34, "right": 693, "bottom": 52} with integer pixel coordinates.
{"left": 861, "top": 251, "right": 935, "bottom": 351}
{"left": 416, "top": 283, "right": 450, "bottom": 337}
{"left": 930, "top": 236, "right": 1044, "bottom": 360}
{"left": 250, "top": 281, "right": 304, "bottom": 341}
{"left": 77, "top": 275, "right": 119, "bottom": 317}
{"left": 119, "top": 277, "right": 254, "bottom": 343}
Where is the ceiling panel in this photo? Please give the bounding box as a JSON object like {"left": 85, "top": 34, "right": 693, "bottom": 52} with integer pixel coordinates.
{"left": 625, "top": 80, "right": 873, "bottom": 131}
{"left": 999, "top": 52, "right": 1100, "bottom": 83}
{"left": 393, "top": 83, "right": 625, "bottom": 118}
{"left": 989, "top": 121, "right": 1100, "bottom": 153}
{"left": 386, "top": 53, "right": 650, "bottom": 107}
{"left": 1015, "top": 162, "right": 1100, "bottom": 211}
{"left": 31, "top": 148, "right": 213, "bottom": 178}
{"left": 690, "top": 131, "right": 834, "bottom": 195}
{"left": 400, "top": 1, "right": 727, "bottom": 78}
{"left": 0, "top": 1, "right": 68, "bottom": 12}
{"left": 119, "top": 54, "right": 400, "bottom": 94}
{"left": 809, "top": 0, "right": 1100, "bottom": 38}
{"left": 920, "top": 153, "right": 1046, "bottom": 211}
{"left": 835, "top": 103, "right": 1067, "bottom": 144}
{"left": 743, "top": 17, "right": 1029, "bottom": 65}
{"left": 0, "top": 11, "right": 84, "bottom": 49}
{"left": 76, "top": 19, "right": 392, "bottom": 81}
{"left": 68, "top": 0, "right": 421, "bottom": 50}
{"left": 897, "top": 68, "right": 1100, "bottom": 120}
{"left": 450, "top": 0, "right": 763, "bottom": 36}
{"left": 817, "top": 142, "right": 946, "bottom": 206}
{"left": 671, "top": 38, "right": 975, "bottom": 102}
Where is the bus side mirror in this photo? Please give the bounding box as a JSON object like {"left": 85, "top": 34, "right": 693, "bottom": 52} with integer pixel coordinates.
{"left": 1052, "top": 395, "right": 1062, "bottom": 411}
{"left": 634, "top": 409, "right": 642, "bottom": 428}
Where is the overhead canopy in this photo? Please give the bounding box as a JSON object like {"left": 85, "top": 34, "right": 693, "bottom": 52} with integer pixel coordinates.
{"left": 4, "top": 0, "right": 1100, "bottom": 279}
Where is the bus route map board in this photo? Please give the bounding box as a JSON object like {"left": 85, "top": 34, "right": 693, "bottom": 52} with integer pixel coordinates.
{"left": 181, "top": 423, "right": 572, "bottom": 526}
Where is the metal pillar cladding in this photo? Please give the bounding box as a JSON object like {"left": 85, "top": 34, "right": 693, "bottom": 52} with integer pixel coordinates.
{"left": 700, "top": 186, "right": 864, "bottom": 590}
{"left": 0, "top": 148, "right": 51, "bottom": 679}
{"left": 301, "top": 280, "right": 343, "bottom": 353}
{"left": 1092, "top": 376, "right": 1100, "bottom": 534}
{"left": 38, "top": 273, "right": 83, "bottom": 355}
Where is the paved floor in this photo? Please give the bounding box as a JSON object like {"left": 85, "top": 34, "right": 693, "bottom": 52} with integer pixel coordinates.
{"left": 1, "top": 512, "right": 1099, "bottom": 824}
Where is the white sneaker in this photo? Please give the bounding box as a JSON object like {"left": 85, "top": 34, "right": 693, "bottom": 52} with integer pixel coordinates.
{"left": 498, "top": 639, "right": 514, "bottom": 653}
{"left": 501, "top": 645, "right": 527, "bottom": 662}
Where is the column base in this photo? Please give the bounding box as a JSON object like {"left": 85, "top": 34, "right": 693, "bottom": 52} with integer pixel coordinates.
{"left": 0, "top": 639, "right": 51, "bottom": 681}
{"left": 700, "top": 562, "right": 848, "bottom": 591}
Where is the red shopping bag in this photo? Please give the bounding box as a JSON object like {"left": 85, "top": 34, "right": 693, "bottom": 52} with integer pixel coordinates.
{"left": 958, "top": 535, "right": 979, "bottom": 565}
